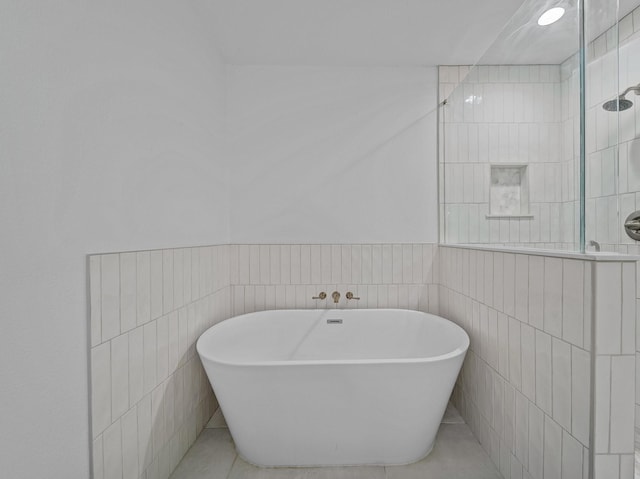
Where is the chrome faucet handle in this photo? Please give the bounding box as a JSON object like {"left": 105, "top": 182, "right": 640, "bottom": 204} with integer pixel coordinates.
{"left": 312, "top": 292, "right": 327, "bottom": 300}
{"left": 625, "top": 219, "right": 640, "bottom": 231}
{"left": 331, "top": 291, "right": 340, "bottom": 303}
{"left": 345, "top": 292, "right": 360, "bottom": 300}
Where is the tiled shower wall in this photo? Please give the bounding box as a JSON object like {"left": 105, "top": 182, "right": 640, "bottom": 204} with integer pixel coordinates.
{"left": 439, "top": 65, "right": 571, "bottom": 248}
{"left": 438, "top": 9, "right": 640, "bottom": 251}
{"left": 229, "top": 244, "right": 440, "bottom": 316}
{"left": 562, "top": 4, "right": 640, "bottom": 466}
{"left": 89, "top": 245, "right": 231, "bottom": 479}
{"left": 577, "top": 5, "right": 640, "bottom": 252}
{"left": 440, "top": 9, "right": 640, "bottom": 470}
{"left": 439, "top": 245, "right": 637, "bottom": 479}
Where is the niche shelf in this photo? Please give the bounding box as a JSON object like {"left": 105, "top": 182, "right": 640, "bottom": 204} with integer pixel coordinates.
{"left": 486, "top": 164, "right": 533, "bottom": 219}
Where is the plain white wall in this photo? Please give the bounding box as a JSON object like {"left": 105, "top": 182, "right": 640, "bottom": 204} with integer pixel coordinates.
{"left": 2, "top": 3, "right": 440, "bottom": 476}
{"left": 0, "top": 2, "right": 228, "bottom": 477}
{"left": 227, "top": 65, "right": 438, "bottom": 244}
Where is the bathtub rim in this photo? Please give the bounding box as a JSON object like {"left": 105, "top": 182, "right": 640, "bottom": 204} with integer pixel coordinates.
{"left": 196, "top": 308, "right": 469, "bottom": 368}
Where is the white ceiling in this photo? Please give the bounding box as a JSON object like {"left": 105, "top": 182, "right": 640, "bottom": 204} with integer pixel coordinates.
{"left": 198, "top": 0, "right": 640, "bottom": 67}
{"left": 199, "top": 0, "right": 525, "bottom": 67}
{"left": 481, "top": 0, "right": 640, "bottom": 65}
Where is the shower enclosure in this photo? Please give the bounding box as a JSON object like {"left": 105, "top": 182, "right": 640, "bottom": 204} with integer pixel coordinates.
{"left": 438, "top": 2, "right": 640, "bottom": 477}
{"left": 439, "top": 0, "right": 640, "bottom": 255}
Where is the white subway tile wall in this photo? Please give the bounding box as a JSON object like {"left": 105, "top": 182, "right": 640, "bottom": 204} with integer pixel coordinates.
{"left": 90, "top": 243, "right": 439, "bottom": 479}
{"left": 228, "top": 244, "right": 440, "bottom": 316}
{"left": 592, "top": 260, "right": 637, "bottom": 479}
{"left": 563, "top": 8, "right": 640, "bottom": 475}
{"left": 439, "top": 246, "right": 636, "bottom": 479}
{"left": 439, "top": 64, "right": 576, "bottom": 249}
{"left": 89, "top": 245, "right": 232, "bottom": 479}
{"left": 90, "top": 241, "right": 639, "bottom": 479}
{"left": 580, "top": 11, "right": 640, "bottom": 252}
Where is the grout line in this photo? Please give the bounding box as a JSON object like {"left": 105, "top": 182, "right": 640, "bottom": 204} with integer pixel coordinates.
{"left": 590, "top": 261, "right": 597, "bottom": 479}
{"left": 609, "top": 356, "right": 614, "bottom": 455}
{"left": 225, "top": 452, "right": 240, "bottom": 479}
{"left": 620, "top": 264, "right": 624, "bottom": 357}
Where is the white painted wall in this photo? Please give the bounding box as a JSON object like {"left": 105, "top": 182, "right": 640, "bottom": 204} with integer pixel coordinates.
{"left": 2, "top": 4, "right": 440, "bottom": 476}
{"left": 227, "top": 65, "right": 438, "bottom": 244}
{"left": 0, "top": 2, "right": 228, "bottom": 477}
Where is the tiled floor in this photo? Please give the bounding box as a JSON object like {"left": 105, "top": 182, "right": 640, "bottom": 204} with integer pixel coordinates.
{"left": 170, "top": 405, "right": 502, "bottom": 479}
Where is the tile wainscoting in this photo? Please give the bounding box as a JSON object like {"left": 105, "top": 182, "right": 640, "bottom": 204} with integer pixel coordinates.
{"left": 89, "top": 246, "right": 232, "bottom": 479}
{"left": 88, "top": 242, "right": 638, "bottom": 479}
{"left": 228, "top": 244, "right": 440, "bottom": 316}
{"left": 88, "top": 243, "right": 440, "bottom": 479}
{"left": 440, "top": 245, "right": 637, "bottom": 479}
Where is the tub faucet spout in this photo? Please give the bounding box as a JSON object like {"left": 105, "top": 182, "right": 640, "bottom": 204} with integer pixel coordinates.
{"left": 331, "top": 291, "right": 340, "bottom": 303}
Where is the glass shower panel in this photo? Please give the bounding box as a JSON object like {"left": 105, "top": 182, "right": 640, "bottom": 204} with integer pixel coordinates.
{"left": 439, "top": 0, "right": 581, "bottom": 250}
{"left": 593, "top": 0, "right": 640, "bottom": 256}
{"left": 584, "top": 0, "right": 621, "bottom": 252}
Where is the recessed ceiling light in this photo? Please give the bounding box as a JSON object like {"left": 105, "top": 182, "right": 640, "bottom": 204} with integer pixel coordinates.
{"left": 538, "top": 7, "right": 565, "bottom": 26}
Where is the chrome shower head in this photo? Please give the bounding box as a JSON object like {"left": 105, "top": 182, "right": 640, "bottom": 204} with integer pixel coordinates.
{"left": 602, "top": 97, "right": 633, "bottom": 111}
{"left": 603, "top": 83, "right": 640, "bottom": 111}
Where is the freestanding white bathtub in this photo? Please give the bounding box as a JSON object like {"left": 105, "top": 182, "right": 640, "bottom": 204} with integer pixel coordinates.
{"left": 196, "top": 308, "right": 469, "bottom": 467}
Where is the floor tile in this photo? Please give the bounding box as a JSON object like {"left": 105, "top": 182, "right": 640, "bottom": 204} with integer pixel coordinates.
{"left": 206, "top": 408, "right": 228, "bottom": 429}
{"left": 384, "top": 424, "right": 501, "bottom": 479}
{"left": 172, "top": 405, "right": 501, "bottom": 479}
{"left": 169, "top": 429, "right": 237, "bottom": 479}
{"left": 441, "top": 403, "right": 465, "bottom": 424}
{"left": 227, "top": 460, "right": 385, "bottom": 479}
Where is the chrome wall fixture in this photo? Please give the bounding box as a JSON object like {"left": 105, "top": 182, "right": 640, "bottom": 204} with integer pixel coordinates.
{"left": 624, "top": 210, "right": 640, "bottom": 241}
{"left": 310, "top": 291, "right": 361, "bottom": 302}
{"left": 602, "top": 83, "right": 640, "bottom": 111}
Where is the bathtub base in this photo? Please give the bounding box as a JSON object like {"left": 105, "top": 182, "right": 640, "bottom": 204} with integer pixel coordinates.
{"left": 235, "top": 442, "right": 435, "bottom": 468}
{"left": 210, "top": 360, "right": 460, "bottom": 467}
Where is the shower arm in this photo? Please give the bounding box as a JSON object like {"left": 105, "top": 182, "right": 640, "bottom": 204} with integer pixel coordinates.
{"left": 619, "top": 84, "right": 640, "bottom": 98}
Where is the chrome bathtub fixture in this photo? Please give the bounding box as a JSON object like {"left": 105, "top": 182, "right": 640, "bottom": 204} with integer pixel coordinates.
{"left": 624, "top": 211, "right": 640, "bottom": 241}
{"left": 312, "top": 292, "right": 327, "bottom": 300}
{"left": 345, "top": 291, "right": 360, "bottom": 300}
{"left": 331, "top": 291, "right": 340, "bottom": 303}
{"left": 602, "top": 83, "right": 640, "bottom": 111}
{"left": 588, "top": 240, "right": 601, "bottom": 252}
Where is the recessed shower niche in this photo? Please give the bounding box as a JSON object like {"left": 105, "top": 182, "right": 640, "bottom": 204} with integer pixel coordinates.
{"left": 487, "top": 164, "right": 531, "bottom": 218}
